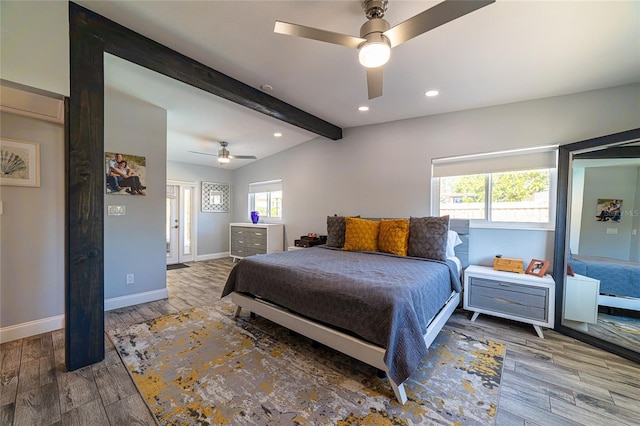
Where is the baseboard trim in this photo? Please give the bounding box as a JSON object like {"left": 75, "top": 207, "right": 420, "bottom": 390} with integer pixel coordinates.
{"left": 0, "top": 315, "right": 64, "bottom": 344}
{"left": 105, "top": 288, "right": 169, "bottom": 311}
{"left": 195, "top": 252, "right": 230, "bottom": 262}
{"left": 1, "top": 289, "right": 170, "bottom": 343}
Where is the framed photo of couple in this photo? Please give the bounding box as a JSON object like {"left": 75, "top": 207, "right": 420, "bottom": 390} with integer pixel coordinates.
{"left": 105, "top": 152, "right": 147, "bottom": 195}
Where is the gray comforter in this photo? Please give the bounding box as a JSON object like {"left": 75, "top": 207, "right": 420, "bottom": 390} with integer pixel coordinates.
{"left": 221, "top": 246, "right": 461, "bottom": 384}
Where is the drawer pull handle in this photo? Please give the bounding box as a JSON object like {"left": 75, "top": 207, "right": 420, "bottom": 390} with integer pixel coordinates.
{"left": 255, "top": 232, "right": 263, "bottom": 236}
{"left": 495, "top": 297, "right": 518, "bottom": 305}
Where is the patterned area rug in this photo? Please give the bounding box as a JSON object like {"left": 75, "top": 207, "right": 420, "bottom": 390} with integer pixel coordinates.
{"left": 109, "top": 300, "right": 504, "bottom": 425}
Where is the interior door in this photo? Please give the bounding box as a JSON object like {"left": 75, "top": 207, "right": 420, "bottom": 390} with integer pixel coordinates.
{"left": 166, "top": 183, "right": 196, "bottom": 265}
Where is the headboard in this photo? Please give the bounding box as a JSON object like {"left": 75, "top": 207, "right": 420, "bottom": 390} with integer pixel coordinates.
{"left": 450, "top": 219, "right": 470, "bottom": 269}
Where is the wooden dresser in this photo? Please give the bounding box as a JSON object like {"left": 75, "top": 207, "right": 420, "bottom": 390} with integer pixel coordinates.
{"left": 229, "top": 223, "right": 284, "bottom": 261}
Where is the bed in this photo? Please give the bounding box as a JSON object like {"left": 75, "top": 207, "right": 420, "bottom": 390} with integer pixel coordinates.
{"left": 570, "top": 254, "right": 640, "bottom": 311}
{"left": 221, "top": 218, "right": 469, "bottom": 404}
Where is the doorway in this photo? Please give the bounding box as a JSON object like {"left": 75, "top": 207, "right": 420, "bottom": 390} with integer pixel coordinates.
{"left": 166, "top": 182, "right": 196, "bottom": 265}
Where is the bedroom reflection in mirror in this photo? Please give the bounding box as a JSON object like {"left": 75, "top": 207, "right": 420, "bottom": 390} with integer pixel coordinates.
{"left": 563, "top": 140, "right": 640, "bottom": 354}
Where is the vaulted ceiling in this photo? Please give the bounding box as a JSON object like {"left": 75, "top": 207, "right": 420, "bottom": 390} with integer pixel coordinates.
{"left": 77, "top": 1, "right": 640, "bottom": 169}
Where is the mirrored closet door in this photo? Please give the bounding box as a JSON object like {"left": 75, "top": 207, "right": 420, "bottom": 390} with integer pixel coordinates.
{"left": 553, "top": 128, "right": 640, "bottom": 363}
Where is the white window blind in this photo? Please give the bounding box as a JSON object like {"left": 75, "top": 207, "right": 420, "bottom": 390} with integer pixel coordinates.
{"left": 432, "top": 145, "right": 558, "bottom": 178}
{"left": 248, "top": 179, "right": 282, "bottom": 193}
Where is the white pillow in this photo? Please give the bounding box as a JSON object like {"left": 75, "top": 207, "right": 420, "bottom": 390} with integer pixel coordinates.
{"left": 446, "top": 230, "right": 463, "bottom": 258}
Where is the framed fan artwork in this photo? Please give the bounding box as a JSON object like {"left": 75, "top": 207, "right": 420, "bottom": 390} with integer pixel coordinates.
{"left": 0, "top": 138, "right": 40, "bottom": 187}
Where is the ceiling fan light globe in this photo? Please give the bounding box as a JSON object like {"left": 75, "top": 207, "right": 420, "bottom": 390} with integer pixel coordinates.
{"left": 218, "top": 157, "right": 230, "bottom": 164}
{"left": 359, "top": 40, "right": 390, "bottom": 68}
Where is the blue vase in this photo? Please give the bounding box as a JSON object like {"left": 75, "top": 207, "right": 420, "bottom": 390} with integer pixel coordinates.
{"left": 250, "top": 211, "right": 259, "bottom": 224}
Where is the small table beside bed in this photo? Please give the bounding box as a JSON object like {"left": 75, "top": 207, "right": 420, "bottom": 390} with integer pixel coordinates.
{"left": 221, "top": 216, "right": 469, "bottom": 404}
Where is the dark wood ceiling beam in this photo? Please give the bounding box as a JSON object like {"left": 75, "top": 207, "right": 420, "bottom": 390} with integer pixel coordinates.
{"left": 70, "top": 2, "right": 343, "bottom": 140}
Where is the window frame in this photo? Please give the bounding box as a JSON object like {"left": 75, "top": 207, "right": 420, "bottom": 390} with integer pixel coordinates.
{"left": 248, "top": 179, "right": 282, "bottom": 221}
{"left": 431, "top": 148, "right": 558, "bottom": 230}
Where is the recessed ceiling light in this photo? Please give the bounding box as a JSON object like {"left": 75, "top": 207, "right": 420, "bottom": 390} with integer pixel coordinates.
{"left": 260, "top": 84, "right": 273, "bottom": 91}
{"left": 358, "top": 106, "right": 369, "bottom": 112}
{"left": 273, "top": 132, "right": 282, "bottom": 137}
{"left": 245, "top": 145, "right": 255, "bottom": 150}
{"left": 425, "top": 90, "right": 439, "bottom": 97}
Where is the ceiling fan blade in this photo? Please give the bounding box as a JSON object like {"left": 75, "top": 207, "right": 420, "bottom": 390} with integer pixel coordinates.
{"left": 274, "top": 21, "right": 366, "bottom": 49}
{"left": 189, "top": 150, "right": 217, "bottom": 157}
{"left": 229, "top": 155, "right": 258, "bottom": 160}
{"left": 366, "top": 67, "right": 383, "bottom": 100}
{"left": 383, "top": 0, "right": 495, "bottom": 48}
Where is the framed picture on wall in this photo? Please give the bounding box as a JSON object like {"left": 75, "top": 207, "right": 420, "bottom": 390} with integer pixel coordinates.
{"left": 595, "top": 198, "right": 622, "bottom": 222}
{"left": 0, "top": 138, "right": 40, "bottom": 187}
{"left": 105, "top": 152, "right": 147, "bottom": 195}
{"left": 202, "top": 182, "right": 230, "bottom": 212}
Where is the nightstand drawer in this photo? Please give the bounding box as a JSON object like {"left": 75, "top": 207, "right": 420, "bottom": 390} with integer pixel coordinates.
{"left": 470, "top": 277, "right": 547, "bottom": 299}
{"left": 468, "top": 277, "right": 548, "bottom": 321}
{"left": 469, "top": 290, "right": 547, "bottom": 321}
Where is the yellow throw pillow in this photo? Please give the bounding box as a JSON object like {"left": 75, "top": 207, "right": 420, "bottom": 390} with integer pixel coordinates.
{"left": 378, "top": 219, "right": 409, "bottom": 256}
{"left": 343, "top": 217, "right": 380, "bottom": 252}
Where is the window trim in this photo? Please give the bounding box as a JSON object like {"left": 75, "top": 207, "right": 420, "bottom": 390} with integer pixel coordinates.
{"left": 248, "top": 179, "right": 282, "bottom": 221}
{"left": 431, "top": 147, "right": 558, "bottom": 230}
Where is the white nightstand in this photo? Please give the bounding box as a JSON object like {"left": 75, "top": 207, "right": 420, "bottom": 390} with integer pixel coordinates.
{"left": 464, "top": 265, "right": 555, "bottom": 338}
{"left": 563, "top": 273, "right": 600, "bottom": 332}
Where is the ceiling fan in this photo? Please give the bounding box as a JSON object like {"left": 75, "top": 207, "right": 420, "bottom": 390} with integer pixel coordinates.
{"left": 274, "top": 0, "right": 495, "bottom": 99}
{"left": 190, "top": 141, "right": 257, "bottom": 164}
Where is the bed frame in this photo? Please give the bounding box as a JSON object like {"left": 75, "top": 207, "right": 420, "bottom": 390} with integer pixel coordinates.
{"left": 599, "top": 294, "right": 640, "bottom": 311}
{"left": 232, "top": 291, "right": 459, "bottom": 404}
{"left": 230, "top": 219, "right": 470, "bottom": 404}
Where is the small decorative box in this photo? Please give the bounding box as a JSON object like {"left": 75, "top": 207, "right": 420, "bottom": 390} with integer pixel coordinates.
{"left": 493, "top": 257, "right": 524, "bottom": 274}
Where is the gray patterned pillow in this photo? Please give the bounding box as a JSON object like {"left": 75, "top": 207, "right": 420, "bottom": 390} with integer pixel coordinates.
{"left": 407, "top": 216, "right": 450, "bottom": 261}
{"left": 326, "top": 215, "right": 359, "bottom": 248}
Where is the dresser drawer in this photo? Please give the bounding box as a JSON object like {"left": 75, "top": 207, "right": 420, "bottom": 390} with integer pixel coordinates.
{"left": 230, "top": 246, "right": 248, "bottom": 257}
{"left": 231, "top": 226, "right": 255, "bottom": 237}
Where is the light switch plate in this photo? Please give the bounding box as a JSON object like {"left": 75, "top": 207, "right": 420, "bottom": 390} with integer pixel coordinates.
{"left": 108, "top": 205, "right": 126, "bottom": 216}
{"left": 606, "top": 228, "right": 618, "bottom": 235}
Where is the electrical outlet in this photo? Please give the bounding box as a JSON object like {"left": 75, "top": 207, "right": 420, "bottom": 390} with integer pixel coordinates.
{"left": 108, "top": 205, "right": 126, "bottom": 216}
{"left": 606, "top": 228, "right": 618, "bottom": 235}
{"left": 126, "top": 273, "right": 134, "bottom": 284}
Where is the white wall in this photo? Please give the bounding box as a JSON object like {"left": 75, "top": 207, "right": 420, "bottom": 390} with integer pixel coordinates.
{"left": 632, "top": 171, "right": 640, "bottom": 262}
{"left": 0, "top": 0, "right": 69, "bottom": 96}
{"left": 0, "top": 112, "right": 65, "bottom": 336}
{"left": 167, "top": 161, "right": 233, "bottom": 257}
{"left": 578, "top": 166, "right": 638, "bottom": 260}
{"left": 232, "top": 84, "right": 640, "bottom": 268}
{"left": 104, "top": 89, "right": 167, "bottom": 302}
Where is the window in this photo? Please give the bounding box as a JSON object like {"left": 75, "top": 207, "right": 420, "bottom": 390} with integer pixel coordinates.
{"left": 432, "top": 146, "right": 557, "bottom": 227}
{"left": 248, "top": 179, "right": 282, "bottom": 220}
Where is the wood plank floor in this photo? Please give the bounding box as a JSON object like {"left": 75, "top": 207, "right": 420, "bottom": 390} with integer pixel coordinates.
{"left": 2, "top": 257, "right": 639, "bottom": 425}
